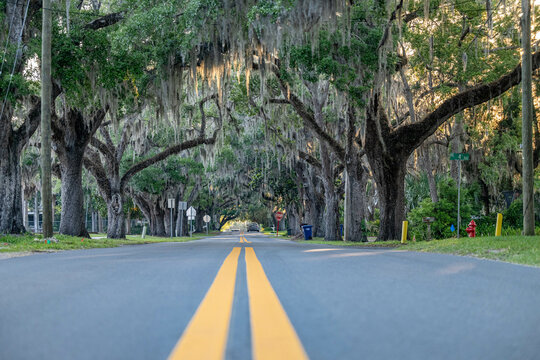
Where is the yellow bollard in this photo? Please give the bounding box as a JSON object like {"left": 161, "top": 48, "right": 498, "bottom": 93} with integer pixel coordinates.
{"left": 401, "top": 221, "right": 408, "bottom": 244}
{"left": 495, "top": 213, "right": 503, "bottom": 236}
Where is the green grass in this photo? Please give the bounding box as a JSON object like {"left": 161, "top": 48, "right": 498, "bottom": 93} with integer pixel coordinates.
{"left": 0, "top": 231, "right": 221, "bottom": 253}
{"left": 403, "top": 236, "right": 540, "bottom": 267}
{"left": 270, "top": 232, "right": 540, "bottom": 266}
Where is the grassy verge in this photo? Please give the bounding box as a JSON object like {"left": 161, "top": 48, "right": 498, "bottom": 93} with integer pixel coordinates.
{"left": 403, "top": 236, "right": 540, "bottom": 267}
{"left": 279, "top": 233, "right": 540, "bottom": 267}
{"left": 0, "top": 231, "right": 220, "bottom": 253}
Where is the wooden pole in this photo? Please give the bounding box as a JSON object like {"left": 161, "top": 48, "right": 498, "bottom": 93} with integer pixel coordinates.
{"left": 40, "top": 0, "right": 53, "bottom": 238}
{"left": 521, "top": 0, "right": 535, "bottom": 235}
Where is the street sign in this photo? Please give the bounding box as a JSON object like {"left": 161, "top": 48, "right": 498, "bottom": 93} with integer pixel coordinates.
{"left": 450, "top": 153, "right": 470, "bottom": 161}
{"left": 203, "top": 214, "right": 211, "bottom": 234}
{"left": 168, "top": 199, "right": 175, "bottom": 209}
{"left": 422, "top": 217, "right": 435, "bottom": 223}
{"left": 186, "top": 206, "right": 196, "bottom": 217}
{"left": 179, "top": 201, "right": 187, "bottom": 210}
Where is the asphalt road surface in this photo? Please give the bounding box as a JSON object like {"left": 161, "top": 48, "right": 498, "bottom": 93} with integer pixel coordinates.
{"left": 1, "top": 233, "right": 540, "bottom": 360}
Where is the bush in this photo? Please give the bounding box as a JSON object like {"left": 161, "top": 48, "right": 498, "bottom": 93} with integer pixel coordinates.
{"left": 408, "top": 178, "right": 475, "bottom": 240}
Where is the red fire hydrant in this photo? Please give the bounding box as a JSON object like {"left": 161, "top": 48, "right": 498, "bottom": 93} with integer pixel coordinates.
{"left": 465, "top": 220, "right": 476, "bottom": 238}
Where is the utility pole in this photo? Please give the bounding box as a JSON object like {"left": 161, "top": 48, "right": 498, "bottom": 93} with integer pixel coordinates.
{"left": 521, "top": 0, "right": 534, "bottom": 235}
{"left": 41, "top": 0, "right": 53, "bottom": 238}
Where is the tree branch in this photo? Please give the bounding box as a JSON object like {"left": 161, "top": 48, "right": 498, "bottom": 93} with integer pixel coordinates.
{"left": 298, "top": 150, "right": 322, "bottom": 170}
{"left": 84, "top": 12, "right": 124, "bottom": 30}
{"left": 83, "top": 148, "right": 111, "bottom": 199}
{"left": 394, "top": 50, "right": 540, "bottom": 153}
{"left": 271, "top": 66, "right": 346, "bottom": 160}
{"left": 89, "top": 136, "right": 114, "bottom": 163}
{"left": 14, "top": 96, "right": 41, "bottom": 152}
{"left": 120, "top": 131, "right": 220, "bottom": 191}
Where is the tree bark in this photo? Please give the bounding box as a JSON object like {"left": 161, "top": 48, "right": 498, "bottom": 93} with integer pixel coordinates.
{"left": 344, "top": 159, "right": 368, "bottom": 242}
{"left": 0, "top": 99, "right": 40, "bottom": 234}
{"left": 106, "top": 191, "right": 125, "bottom": 239}
{"left": 59, "top": 149, "right": 89, "bottom": 237}
{"left": 286, "top": 203, "right": 301, "bottom": 236}
{"left": 0, "top": 139, "right": 26, "bottom": 234}
{"left": 153, "top": 205, "right": 167, "bottom": 237}
{"left": 303, "top": 171, "right": 325, "bottom": 237}
{"left": 320, "top": 143, "right": 340, "bottom": 241}
{"left": 52, "top": 107, "right": 107, "bottom": 237}
{"left": 343, "top": 106, "right": 368, "bottom": 242}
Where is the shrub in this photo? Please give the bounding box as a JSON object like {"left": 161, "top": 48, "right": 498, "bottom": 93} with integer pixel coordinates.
{"left": 408, "top": 178, "right": 474, "bottom": 240}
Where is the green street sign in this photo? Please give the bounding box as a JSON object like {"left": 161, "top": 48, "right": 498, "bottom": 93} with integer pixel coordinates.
{"left": 450, "top": 153, "right": 470, "bottom": 161}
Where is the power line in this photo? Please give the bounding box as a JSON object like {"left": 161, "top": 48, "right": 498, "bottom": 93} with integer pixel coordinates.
{"left": 0, "top": 0, "right": 30, "bottom": 121}
{"left": 0, "top": 0, "right": 19, "bottom": 76}
{"left": 2, "top": 0, "right": 105, "bottom": 18}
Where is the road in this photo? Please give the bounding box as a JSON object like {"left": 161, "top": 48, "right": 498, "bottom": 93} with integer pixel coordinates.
{"left": 1, "top": 233, "right": 540, "bottom": 359}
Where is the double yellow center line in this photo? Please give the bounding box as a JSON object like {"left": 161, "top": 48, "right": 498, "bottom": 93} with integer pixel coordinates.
{"left": 239, "top": 236, "right": 252, "bottom": 243}
{"left": 168, "top": 246, "right": 308, "bottom": 360}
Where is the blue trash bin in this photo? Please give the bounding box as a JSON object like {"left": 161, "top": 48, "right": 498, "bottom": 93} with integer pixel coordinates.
{"left": 302, "top": 225, "right": 313, "bottom": 240}
{"left": 340, "top": 224, "right": 344, "bottom": 236}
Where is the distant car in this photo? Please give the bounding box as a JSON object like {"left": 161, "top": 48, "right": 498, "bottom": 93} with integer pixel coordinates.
{"left": 247, "top": 223, "right": 259, "bottom": 232}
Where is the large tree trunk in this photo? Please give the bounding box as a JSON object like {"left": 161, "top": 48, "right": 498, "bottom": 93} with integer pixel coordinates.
{"left": 59, "top": 150, "right": 89, "bottom": 237}
{"left": 53, "top": 107, "right": 107, "bottom": 237}
{"left": 153, "top": 208, "right": 167, "bottom": 237}
{"left": 343, "top": 158, "right": 368, "bottom": 242}
{"left": 374, "top": 161, "right": 407, "bottom": 241}
{"left": 306, "top": 178, "right": 325, "bottom": 237}
{"left": 320, "top": 144, "right": 340, "bottom": 241}
{"left": 0, "top": 140, "right": 25, "bottom": 234}
{"left": 0, "top": 96, "right": 40, "bottom": 234}
{"left": 302, "top": 167, "right": 324, "bottom": 237}
{"left": 365, "top": 96, "right": 408, "bottom": 241}
{"left": 106, "top": 191, "right": 126, "bottom": 239}
{"left": 286, "top": 203, "right": 301, "bottom": 236}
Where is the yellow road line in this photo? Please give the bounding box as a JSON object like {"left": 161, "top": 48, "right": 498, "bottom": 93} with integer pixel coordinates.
{"left": 168, "top": 247, "right": 241, "bottom": 360}
{"left": 245, "top": 247, "right": 308, "bottom": 360}
{"left": 239, "top": 236, "right": 252, "bottom": 243}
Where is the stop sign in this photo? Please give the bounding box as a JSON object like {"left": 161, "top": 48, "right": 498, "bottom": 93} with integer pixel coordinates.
{"left": 275, "top": 211, "right": 284, "bottom": 221}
